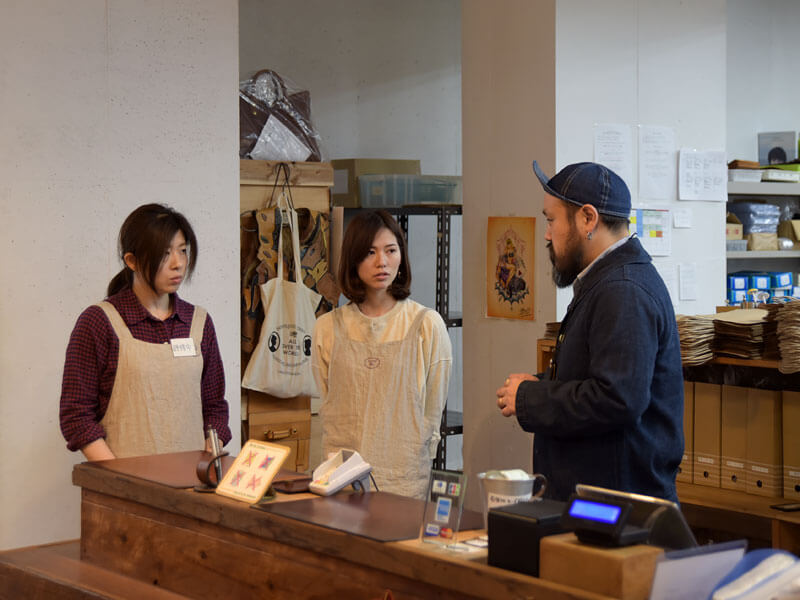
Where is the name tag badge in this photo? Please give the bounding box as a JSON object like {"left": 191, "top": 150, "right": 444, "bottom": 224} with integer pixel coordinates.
{"left": 170, "top": 338, "right": 197, "bottom": 357}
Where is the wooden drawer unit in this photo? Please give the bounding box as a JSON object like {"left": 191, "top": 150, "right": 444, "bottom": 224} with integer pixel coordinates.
{"left": 245, "top": 391, "right": 311, "bottom": 473}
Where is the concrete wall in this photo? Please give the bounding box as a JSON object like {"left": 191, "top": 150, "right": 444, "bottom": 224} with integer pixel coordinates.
{"left": 461, "top": 0, "right": 557, "bottom": 510}
{"left": 0, "top": 0, "right": 239, "bottom": 550}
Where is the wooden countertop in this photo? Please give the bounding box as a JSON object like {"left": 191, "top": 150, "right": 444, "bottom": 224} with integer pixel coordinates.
{"left": 72, "top": 458, "right": 611, "bottom": 600}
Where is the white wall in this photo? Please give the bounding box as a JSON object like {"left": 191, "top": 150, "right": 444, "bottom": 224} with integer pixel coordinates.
{"left": 0, "top": 0, "right": 239, "bottom": 550}
{"left": 555, "top": 0, "right": 728, "bottom": 318}
{"left": 727, "top": 0, "right": 800, "bottom": 162}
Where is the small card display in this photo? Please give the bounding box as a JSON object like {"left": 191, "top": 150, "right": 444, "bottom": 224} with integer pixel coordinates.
{"left": 215, "top": 440, "right": 290, "bottom": 504}
{"left": 420, "top": 469, "right": 467, "bottom": 549}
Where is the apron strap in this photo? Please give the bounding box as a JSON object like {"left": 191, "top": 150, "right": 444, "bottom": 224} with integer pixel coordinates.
{"left": 96, "top": 302, "right": 134, "bottom": 341}
{"left": 189, "top": 306, "right": 207, "bottom": 345}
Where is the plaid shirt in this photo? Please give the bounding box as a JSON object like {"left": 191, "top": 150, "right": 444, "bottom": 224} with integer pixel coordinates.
{"left": 59, "top": 287, "right": 230, "bottom": 452}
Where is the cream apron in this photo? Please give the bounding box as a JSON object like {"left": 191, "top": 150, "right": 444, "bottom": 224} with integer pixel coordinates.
{"left": 322, "top": 307, "right": 432, "bottom": 498}
{"left": 98, "top": 302, "right": 206, "bottom": 458}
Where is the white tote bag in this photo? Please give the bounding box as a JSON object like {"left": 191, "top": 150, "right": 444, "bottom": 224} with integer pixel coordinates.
{"left": 242, "top": 194, "right": 321, "bottom": 398}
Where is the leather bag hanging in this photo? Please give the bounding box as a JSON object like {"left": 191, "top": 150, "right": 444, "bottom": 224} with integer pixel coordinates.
{"left": 242, "top": 165, "right": 321, "bottom": 397}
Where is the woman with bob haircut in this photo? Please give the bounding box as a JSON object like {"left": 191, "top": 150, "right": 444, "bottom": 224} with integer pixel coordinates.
{"left": 312, "top": 209, "right": 452, "bottom": 498}
{"left": 59, "top": 203, "right": 230, "bottom": 460}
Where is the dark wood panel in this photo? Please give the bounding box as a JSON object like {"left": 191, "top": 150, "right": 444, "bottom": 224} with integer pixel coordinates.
{"left": 73, "top": 462, "right": 608, "bottom": 600}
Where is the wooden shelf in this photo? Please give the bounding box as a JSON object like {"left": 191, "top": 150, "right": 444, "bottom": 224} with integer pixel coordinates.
{"left": 678, "top": 482, "right": 800, "bottom": 554}
{"left": 712, "top": 356, "right": 780, "bottom": 369}
{"left": 678, "top": 482, "right": 800, "bottom": 525}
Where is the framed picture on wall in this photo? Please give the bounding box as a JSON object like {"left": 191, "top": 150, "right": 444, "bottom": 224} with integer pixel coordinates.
{"left": 486, "top": 217, "right": 535, "bottom": 320}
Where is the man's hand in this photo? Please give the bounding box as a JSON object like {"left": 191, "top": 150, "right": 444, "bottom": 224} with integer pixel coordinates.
{"left": 495, "top": 373, "right": 538, "bottom": 417}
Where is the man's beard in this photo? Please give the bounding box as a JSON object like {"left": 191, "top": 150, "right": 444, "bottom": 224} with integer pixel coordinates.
{"left": 548, "top": 224, "right": 585, "bottom": 288}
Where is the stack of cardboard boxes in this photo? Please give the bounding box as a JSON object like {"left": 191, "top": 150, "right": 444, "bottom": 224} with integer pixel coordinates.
{"left": 678, "top": 381, "right": 799, "bottom": 500}
{"left": 727, "top": 272, "right": 796, "bottom": 304}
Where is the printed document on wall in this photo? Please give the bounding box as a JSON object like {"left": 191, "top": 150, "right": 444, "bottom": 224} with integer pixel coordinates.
{"left": 630, "top": 207, "right": 671, "bottom": 256}
{"left": 639, "top": 125, "right": 676, "bottom": 200}
{"left": 654, "top": 261, "right": 678, "bottom": 309}
{"left": 594, "top": 123, "right": 633, "bottom": 193}
{"left": 678, "top": 149, "right": 726, "bottom": 201}
{"left": 679, "top": 263, "right": 698, "bottom": 301}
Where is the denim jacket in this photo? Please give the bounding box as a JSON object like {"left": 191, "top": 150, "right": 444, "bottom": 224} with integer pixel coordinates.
{"left": 516, "top": 236, "right": 683, "bottom": 502}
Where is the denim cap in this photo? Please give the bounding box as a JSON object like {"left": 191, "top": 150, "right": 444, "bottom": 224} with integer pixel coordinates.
{"left": 532, "top": 160, "right": 631, "bottom": 219}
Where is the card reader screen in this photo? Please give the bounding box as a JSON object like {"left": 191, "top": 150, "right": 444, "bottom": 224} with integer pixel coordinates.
{"left": 568, "top": 499, "right": 622, "bottom": 524}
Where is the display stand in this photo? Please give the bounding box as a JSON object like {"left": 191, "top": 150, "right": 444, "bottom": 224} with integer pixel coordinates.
{"left": 420, "top": 469, "right": 467, "bottom": 549}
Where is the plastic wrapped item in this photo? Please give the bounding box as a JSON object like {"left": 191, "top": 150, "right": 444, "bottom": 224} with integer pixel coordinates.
{"left": 726, "top": 202, "right": 780, "bottom": 234}
{"left": 239, "top": 69, "right": 323, "bottom": 162}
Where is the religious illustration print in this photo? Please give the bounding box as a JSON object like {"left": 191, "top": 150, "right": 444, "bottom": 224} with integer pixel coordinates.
{"left": 486, "top": 217, "right": 535, "bottom": 320}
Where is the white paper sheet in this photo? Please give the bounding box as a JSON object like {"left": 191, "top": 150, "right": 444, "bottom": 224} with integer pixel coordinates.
{"left": 638, "top": 125, "right": 676, "bottom": 200}
{"left": 679, "top": 262, "right": 698, "bottom": 300}
{"left": 648, "top": 541, "right": 745, "bottom": 600}
{"left": 594, "top": 123, "right": 634, "bottom": 193}
{"left": 672, "top": 207, "right": 692, "bottom": 228}
{"left": 654, "top": 261, "right": 678, "bottom": 309}
{"left": 678, "top": 148, "right": 726, "bottom": 201}
{"left": 630, "top": 208, "right": 671, "bottom": 256}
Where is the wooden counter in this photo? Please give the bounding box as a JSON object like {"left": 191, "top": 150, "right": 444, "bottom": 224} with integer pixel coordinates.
{"left": 63, "top": 455, "right": 610, "bottom": 600}
{"left": 678, "top": 482, "right": 800, "bottom": 554}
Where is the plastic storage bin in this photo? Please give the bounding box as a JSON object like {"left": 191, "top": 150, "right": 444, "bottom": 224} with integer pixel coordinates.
{"left": 358, "top": 174, "right": 461, "bottom": 207}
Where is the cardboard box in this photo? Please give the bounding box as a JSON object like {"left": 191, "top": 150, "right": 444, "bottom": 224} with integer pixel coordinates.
{"left": 748, "top": 273, "right": 771, "bottom": 290}
{"left": 331, "top": 159, "right": 421, "bottom": 207}
{"left": 677, "top": 381, "right": 694, "bottom": 484}
{"left": 727, "top": 275, "right": 748, "bottom": 290}
{"left": 782, "top": 391, "right": 800, "bottom": 500}
{"left": 771, "top": 272, "right": 793, "bottom": 288}
{"left": 540, "top": 533, "right": 663, "bottom": 600}
{"left": 747, "top": 232, "right": 778, "bottom": 251}
{"left": 720, "top": 386, "right": 748, "bottom": 492}
{"left": 746, "top": 389, "right": 782, "bottom": 497}
{"left": 726, "top": 213, "right": 743, "bottom": 240}
{"left": 693, "top": 383, "right": 721, "bottom": 488}
{"left": 239, "top": 159, "right": 332, "bottom": 213}
{"left": 777, "top": 220, "right": 800, "bottom": 250}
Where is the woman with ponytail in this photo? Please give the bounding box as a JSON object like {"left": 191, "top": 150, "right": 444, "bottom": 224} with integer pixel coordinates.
{"left": 59, "top": 204, "right": 230, "bottom": 460}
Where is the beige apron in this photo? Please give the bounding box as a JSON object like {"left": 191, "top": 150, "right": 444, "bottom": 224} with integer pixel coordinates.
{"left": 98, "top": 302, "right": 206, "bottom": 458}
{"left": 322, "top": 307, "right": 432, "bottom": 498}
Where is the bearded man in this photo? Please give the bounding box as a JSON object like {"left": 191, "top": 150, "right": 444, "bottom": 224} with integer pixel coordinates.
{"left": 496, "top": 161, "right": 684, "bottom": 503}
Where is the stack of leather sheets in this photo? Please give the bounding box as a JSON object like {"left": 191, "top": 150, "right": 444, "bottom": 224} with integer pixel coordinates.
{"left": 677, "top": 314, "right": 716, "bottom": 365}
{"left": 544, "top": 322, "right": 561, "bottom": 339}
{"left": 713, "top": 308, "right": 776, "bottom": 360}
{"left": 677, "top": 308, "right": 777, "bottom": 365}
{"left": 777, "top": 300, "right": 800, "bottom": 373}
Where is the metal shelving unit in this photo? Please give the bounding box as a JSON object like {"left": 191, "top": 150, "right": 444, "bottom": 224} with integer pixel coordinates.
{"left": 386, "top": 204, "right": 463, "bottom": 470}
{"left": 727, "top": 182, "right": 800, "bottom": 275}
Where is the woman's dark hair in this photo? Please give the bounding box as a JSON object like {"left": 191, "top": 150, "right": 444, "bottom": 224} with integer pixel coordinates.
{"left": 107, "top": 203, "right": 198, "bottom": 297}
{"left": 338, "top": 210, "right": 411, "bottom": 304}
